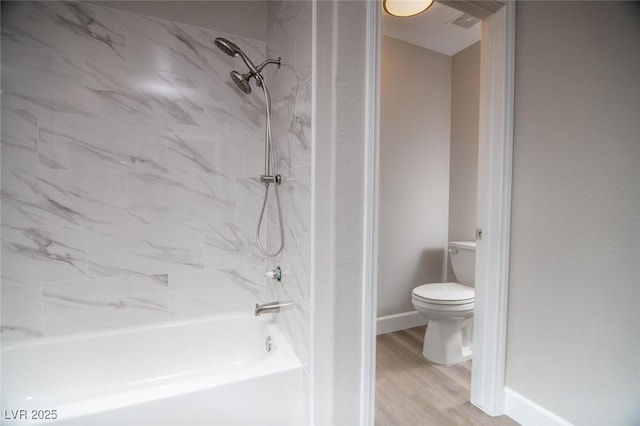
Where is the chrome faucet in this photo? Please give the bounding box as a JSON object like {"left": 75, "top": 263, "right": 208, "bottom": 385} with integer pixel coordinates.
{"left": 254, "top": 301, "right": 294, "bottom": 316}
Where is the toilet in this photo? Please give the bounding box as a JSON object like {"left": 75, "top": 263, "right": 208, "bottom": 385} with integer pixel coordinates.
{"left": 412, "top": 241, "right": 476, "bottom": 366}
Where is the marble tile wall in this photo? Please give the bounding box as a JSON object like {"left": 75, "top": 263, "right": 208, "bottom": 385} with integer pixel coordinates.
{"left": 264, "top": 1, "right": 313, "bottom": 372}
{"left": 0, "top": 1, "right": 276, "bottom": 342}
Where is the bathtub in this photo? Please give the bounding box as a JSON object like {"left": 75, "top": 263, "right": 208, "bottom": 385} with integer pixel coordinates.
{"left": 1, "top": 314, "right": 304, "bottom": 425}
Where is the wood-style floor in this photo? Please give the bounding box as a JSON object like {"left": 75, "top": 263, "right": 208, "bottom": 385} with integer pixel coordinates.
{"left": 375, "top": 326, "right": 518, "bottom": 426}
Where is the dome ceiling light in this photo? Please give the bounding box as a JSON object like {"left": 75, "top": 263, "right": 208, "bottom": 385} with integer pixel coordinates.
{"left": 383, "top": 0, "right": 435, "bottom": 17}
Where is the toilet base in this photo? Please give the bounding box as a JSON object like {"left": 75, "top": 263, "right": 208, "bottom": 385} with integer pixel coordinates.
{"left": 422, "top": 318, "right": 473, "bottom": 366}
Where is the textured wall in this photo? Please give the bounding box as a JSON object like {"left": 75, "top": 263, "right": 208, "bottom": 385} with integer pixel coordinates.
{"left": 507, "top": 2, "right": 640, "bottom": 423}
{"left": 1, "top": 2, "right": 271, "bottom": 341}
{"left": 312, "top": 1, "right": 372, "bottom": 423}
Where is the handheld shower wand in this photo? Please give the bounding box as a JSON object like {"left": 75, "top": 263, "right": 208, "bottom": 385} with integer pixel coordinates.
{"left": 214, "top": 37, "right": 284, "bottom": 257}
{"left": 214, "top": 37, "right": 260, "bottom": 74}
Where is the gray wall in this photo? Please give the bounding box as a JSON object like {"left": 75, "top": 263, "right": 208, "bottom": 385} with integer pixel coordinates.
{"left": 448, "top": 42, "right": 480, "bottom": 243}
{"left": 507, "top": 2, "right": 640, "bottom": 424}
{"left": 378, "top": 36, "right": 451, "bottom": 317}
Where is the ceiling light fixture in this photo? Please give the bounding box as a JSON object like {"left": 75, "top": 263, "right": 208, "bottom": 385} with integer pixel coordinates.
{"left": 383, "top": 0, "right": 435, "bottom": 17}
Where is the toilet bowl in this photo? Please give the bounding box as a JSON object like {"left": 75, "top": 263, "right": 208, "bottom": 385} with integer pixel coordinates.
{"left": 411, "top": 242, "right": 476, "bottom": 366}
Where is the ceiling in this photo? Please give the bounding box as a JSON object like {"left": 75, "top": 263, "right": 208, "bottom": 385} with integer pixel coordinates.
{"left": 382, "top": 2, "right": 481, "bottom": 56}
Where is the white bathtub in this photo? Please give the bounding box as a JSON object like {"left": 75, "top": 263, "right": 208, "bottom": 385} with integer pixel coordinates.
{"left": 1, "top": 314, "right": 304, "bottom": 425}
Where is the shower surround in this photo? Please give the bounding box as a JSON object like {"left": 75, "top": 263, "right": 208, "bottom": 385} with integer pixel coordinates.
{"left": 0, "top": 0, "right": 312, "bottom": 373}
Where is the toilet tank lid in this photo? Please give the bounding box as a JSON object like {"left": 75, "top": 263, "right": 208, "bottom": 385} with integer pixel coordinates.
{"left": 413, "top": 283, "right": 475, "bottom": 302}
{"left": 449, "top": 241, "right": 476, "bottom": 251}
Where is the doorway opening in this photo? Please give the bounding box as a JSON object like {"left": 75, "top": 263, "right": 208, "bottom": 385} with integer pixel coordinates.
{"left": 366, "top": 1, "right": 515, "bottom": 423}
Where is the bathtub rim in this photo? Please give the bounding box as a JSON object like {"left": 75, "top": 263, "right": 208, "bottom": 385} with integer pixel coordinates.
{"left": 1, "top": 311, "right": 275, "bottom": 351}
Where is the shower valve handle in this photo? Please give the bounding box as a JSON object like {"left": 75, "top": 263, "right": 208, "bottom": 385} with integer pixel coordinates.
{"left": 265, "top": 266, "right": 282, "bottom": 281}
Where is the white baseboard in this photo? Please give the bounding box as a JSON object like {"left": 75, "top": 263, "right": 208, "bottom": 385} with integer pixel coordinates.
{"left": 376, "top": 311, "right": 427, "bottom": 335}
{"left": 504, "top": 387, "right": 573, "bottom": 426}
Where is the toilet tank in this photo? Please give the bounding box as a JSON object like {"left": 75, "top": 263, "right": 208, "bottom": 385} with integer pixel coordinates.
{"left": 449, "top": 241, "right": 476, "bottom": 286}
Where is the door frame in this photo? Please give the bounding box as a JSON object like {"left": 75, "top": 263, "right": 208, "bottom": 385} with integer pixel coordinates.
{"left": 361, "top": 1, "right": 516, "bottom": 420}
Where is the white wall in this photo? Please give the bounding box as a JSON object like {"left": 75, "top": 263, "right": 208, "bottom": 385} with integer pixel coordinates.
{"left": 90, "top": 1, "right": 268, "bottom": 41}
{"left": 448, "top": 42, "right": 480, "bottom": 244}
{"left": 507, "top": 2, "right": 640, "bottom": 424}
{"left": 378, "top": 36, "right": 451, "bottom": 317}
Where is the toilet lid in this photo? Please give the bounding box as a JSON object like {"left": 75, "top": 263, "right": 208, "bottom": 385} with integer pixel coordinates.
{"left": 413, "top": 282, "right": 475, "bottom": 304}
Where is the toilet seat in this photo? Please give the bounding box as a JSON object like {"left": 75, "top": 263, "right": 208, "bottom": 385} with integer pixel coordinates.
{"left": 412, "top": 282, "right": 474, "bottom": 305}
{"left": 412, "top": 298, "right": 474, "bottom": 316}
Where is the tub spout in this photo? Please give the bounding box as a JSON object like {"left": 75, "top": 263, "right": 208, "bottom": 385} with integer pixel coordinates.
{"left": 254, "top": 301, "right": 294, "bottom": 316}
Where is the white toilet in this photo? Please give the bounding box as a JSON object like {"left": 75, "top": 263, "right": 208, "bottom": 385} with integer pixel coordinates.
{"left": 412, "top": 241, "right": 476, "bottom": 366}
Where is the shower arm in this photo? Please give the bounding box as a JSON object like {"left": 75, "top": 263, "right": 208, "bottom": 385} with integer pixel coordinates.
{"left": 256, "top": 58, "right": 282, "bottom": 74}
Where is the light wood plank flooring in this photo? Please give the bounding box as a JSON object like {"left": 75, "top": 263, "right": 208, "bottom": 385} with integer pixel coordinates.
{"left": 375, "top": 326, "right": 518, "bottom": 426}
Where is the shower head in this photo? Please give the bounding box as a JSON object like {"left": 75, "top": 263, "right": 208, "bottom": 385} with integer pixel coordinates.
{"left": 230, "top": 70, "right": 252, "bottom": 94}
{"left": 214, "top": 37, "right": 258, "bottom": 74}
{"left": 214, "top": 37, "right": 240, "bottom": 57}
